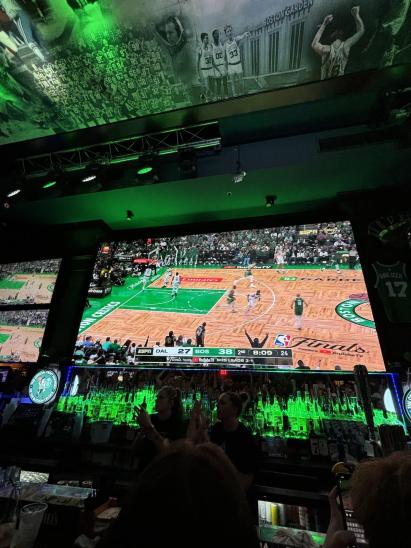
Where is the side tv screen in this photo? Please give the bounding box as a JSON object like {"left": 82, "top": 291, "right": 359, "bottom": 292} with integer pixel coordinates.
{"left": 0, "top": 310, "right": 49, "bottom": 363}
{"left": 0, "top": 259, "right": 61, "bottom": 306}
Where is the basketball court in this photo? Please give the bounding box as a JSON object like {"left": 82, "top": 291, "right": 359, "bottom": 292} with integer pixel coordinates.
{"left": 0, "top": 325, "right": 44, "bottom": 363}
{"left": 0, "top": 274, "right": 56, "bottom": 304}
{"left": 80, "top": 266, "right": 385, "bottom": 370}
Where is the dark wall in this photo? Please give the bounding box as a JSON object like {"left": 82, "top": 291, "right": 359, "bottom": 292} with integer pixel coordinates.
{"left": 342, "top": 186, "right": 411, "bottom": 373}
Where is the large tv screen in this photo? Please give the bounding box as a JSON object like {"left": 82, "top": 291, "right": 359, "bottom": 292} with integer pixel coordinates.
{"left": 0, "top": 259, "right": 61, "bottom": 306}
{"left": 75, "top": 221, "right": 385, "bottom": 371}
{"left": 0, "top": 310, "right": 49, "bottom": 363}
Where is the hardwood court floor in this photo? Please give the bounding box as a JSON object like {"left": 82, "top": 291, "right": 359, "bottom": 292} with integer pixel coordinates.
{"left": 83, "top": 268, "right": 385, "bottom": 371}
{"left": 0, "top": 274, "right": 56, "bottom": 304}
{"left": 0, "top": 326, "right": 43, "bottom": 362}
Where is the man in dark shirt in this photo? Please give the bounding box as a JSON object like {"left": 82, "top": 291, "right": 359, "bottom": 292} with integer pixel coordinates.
{"left": 245, "top": 329, "right": 268, "bottom": 348}
{"left": 164, "top": 331, "right": 176, "bottom": 347}
{"left": 195, "top": 322, "right": 206, "bottom": 347}
{"left": 209, "top": 392, "right": 256, "bottom": 490}
{"left": 209, "top": 420, "right": 256, "bottom": 479}
{"left": 296, "top": 359, "right": 310, "bottom": 370}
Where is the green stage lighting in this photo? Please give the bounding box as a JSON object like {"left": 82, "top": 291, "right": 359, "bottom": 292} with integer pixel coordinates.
{"left": 42, "top": 181, "right": 57, "bottom": 189}
{"left": 137, "top": 166, "right": 153, "bottom": 175}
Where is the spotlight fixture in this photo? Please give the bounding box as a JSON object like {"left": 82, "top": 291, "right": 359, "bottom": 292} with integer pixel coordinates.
{"left": 126, "top": 210, "right": 134, "bottom": 221}
{"left": 6, "top": 188, "right": 21, "bottom": 198}
{"left": 42, "top": 180, "right": 57, "bottom": 189}
{"left": 81, "top": 174, "right": 97, "bottom": 183}
{"left": 232, "top": 146, "right": 246, "bottom": 183}
{"left": 81, "top": 162, "right": 102, "bottom": 183}
{"left": 265, "top": 195, "right": 277, "bottom": 208}
{"left": 137, "top": 166, "right": 153, "bottom": 176}
{"left": 136, "top": 153, "right": 156, "bottom": 178}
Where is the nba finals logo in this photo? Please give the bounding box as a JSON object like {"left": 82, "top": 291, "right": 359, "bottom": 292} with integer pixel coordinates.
{"left": 275, "top": 334, "right": 291, "bottom": 347}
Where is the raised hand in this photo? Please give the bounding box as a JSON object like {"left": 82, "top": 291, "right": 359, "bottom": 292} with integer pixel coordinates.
{"left": 187, "top": 400, "right": 209, "bottom": 445}
{"left": 323, "top": 14, "right": 333, "bottom": 25}
{"left": 351, "top": 6, "right": 360, "bottom": 17}
{"left": 134, "top": 405, "right": 153, "bottom": 431}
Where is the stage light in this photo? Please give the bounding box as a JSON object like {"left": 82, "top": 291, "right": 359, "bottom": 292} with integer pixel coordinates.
{"left": 265, "top": 195, "right": 277, "bottom": 208}
{"left": 80, "top": 162, "right": 103, "bottom": 184}
{"left": 126, "top": 210, "right": 134, "bottom": 221}
{"left": 137, "top": 166, "right": 153, "bottom": 176}
{"left": 82, "top": 174, "right": 97, "bottom": 183}
{"left": 42, "top": 181, "right": 57, "bottom": 189}
{"left": 6, "top": 188, "right": 21, "bottom": 198}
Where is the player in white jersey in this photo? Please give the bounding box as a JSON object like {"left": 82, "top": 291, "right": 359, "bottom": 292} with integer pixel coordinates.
{"left": 275, "top": 249, "right": 286, "bottom": 271}
{"left": 211, "top": 29, "right": 228, "bottom": 99}
{"left": 171, "top": 272, "right": 181, "bottom": 298}
{"left": 162, "top": 268, "right": 172, "bottom": 288}
{"left": 311, "top": 7, "right": 365, "bottom": 80}
{"left": 141, "top": 266, "right": 152, "bottom": 290}
{"left": 197, "top": 33, "right": 214, "bottom": 101}
{"left": 246, "top": 289, "right": 261, "bottom": 313}
{"left": 224, "top": 24, "right": 250, "bottom": 96}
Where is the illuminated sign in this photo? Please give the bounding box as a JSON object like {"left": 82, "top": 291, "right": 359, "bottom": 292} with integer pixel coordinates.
{"left": 403, "top": 389, "right": 411, "bottom": 422}
{"left": 29, "top": 370, "right": 59, "bottom": 405}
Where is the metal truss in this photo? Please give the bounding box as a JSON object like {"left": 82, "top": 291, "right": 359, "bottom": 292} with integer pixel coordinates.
{"left": 18, "top": 122, "right": 221, "bottom": 179}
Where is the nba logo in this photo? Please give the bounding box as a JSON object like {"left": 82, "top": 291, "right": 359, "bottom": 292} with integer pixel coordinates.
{"left": 275, "top": 334, "right": 291, "bottom": 347}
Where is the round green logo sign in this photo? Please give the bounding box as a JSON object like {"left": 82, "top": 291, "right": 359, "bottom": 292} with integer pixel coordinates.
{"left": 29, "top": 369, "right": 59, "bottom": 405}
{"left": 335, "top": 299, "right": 375, "bottom": 329}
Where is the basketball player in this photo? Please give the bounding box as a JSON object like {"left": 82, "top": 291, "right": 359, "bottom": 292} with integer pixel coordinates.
{"left": 162, "top": 268, "right": 172, "bottom": 288}
{"left": 224, "top": 24, "right": 250, "bottom": 96}
{"left": 171, "top": 271, "right": 181, "bottom": 299}
{"left": 311, "top": 6, "right": 365, "bottom": 80}
{"left": 197, "top": 32, "right": 214, "bottom": 101}
{"left": 141, "top": 266, "right": 152, "bottom": 290}
{"left": 275, "top": 249, "right": 285, "bottom": 271}
{"left": 243, "top": 266, "right": 255, "bottom": 288}
{"left": 291, "top": 294, "right": 306, "bottom": 330}
{"left": 211, "top": 28, "right": 228, "bottom": 99}
{"left": 226, "top": 286, "right": 236, "bottom": 313}
{"left": 246, "top": 289, "right": 261, "bottom": 313}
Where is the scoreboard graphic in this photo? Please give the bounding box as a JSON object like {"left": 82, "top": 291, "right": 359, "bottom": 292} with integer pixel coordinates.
{"left": 74, "top": 346, "right": 293, "bottom": 369}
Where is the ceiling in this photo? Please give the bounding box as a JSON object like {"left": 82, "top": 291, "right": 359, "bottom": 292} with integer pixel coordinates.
{"left": 3, "top": 123, "right": 410, "bottom": 231}
{"left": 1, "top": 0, "right": 410, "bottom": 147}
{"left": 0, "top": 20, "right": 410, "bottom": 235}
